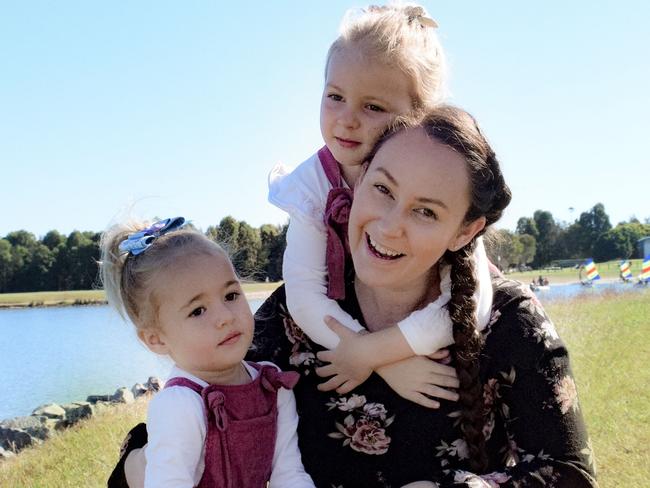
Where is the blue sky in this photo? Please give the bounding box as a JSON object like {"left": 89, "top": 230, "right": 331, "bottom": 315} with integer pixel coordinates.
{"left": 1, "top": 1, "right": 648, "bottom": 237}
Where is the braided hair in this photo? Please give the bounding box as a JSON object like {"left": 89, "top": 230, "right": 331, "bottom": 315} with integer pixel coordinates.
{"left": 367, "top": 105, "right": 512, "bottom": 471}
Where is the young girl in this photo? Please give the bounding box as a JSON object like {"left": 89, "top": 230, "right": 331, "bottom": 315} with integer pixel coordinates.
{"left": 101, "top": 217, "right": 314, "bottom": 487}
{"left": 268, "top": 3, "right": 494, "bottom": 401}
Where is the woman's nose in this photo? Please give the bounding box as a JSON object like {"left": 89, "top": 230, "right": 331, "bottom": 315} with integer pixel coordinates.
{"left": 377, "top": 206, "right": 404, "bottom": 238}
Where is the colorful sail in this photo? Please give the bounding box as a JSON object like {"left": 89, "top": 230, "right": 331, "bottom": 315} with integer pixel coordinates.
{"left": 584, "top": 259, "right": 601, "bottom": 281}
{"left": 620, "top": 260, "right": 633, "bottom": 281}
{"left": 641, "top": 256, "right": 650, "bottom": 283}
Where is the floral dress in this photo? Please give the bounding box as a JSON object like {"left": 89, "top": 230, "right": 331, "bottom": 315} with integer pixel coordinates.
{"left": 247, "top": 278, "right": 598, "bottom": 487}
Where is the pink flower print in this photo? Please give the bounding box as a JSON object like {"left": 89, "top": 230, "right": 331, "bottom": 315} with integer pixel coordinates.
{"left": 289, "top": 351, "right": 316, "bottom": 368}
{"left": 554, "top": 375, "right": 579, "bottom": 414}
{"left": 483, "top": 378, "right": 500, "bottom": 412}
{"left": 282, "top": 314, "right": 308, "bottom": 346}
{"left": 335, "top": 394, "right": 367, "bottom": 411}
{"left": 453, "top": 470, "right": 510, "bottom": 487}
{"left": 349, "top": 419, "right": 391, "bottom": 455}
{"left": 363, "top": 402, "right": 388, "bottom": 420}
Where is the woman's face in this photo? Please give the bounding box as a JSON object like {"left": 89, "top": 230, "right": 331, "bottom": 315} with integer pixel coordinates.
{"left": 349, "top": 127, "right": 483, "bottom": 292}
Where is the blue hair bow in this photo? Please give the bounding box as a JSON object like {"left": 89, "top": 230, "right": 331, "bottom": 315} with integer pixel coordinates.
{"left": 118, "top": 217, "right": 187, "bottom": 256}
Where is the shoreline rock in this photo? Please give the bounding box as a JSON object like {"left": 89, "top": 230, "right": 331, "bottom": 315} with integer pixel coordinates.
{"left": 0, "top": 376, "right": 161, "bottom": 459}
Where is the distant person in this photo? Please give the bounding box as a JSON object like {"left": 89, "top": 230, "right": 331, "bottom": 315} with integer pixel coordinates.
{"left": 268, "top": 2, "right": 494, "bottom": 398}
{"left": 100, "top": 218, "right": 314, "bottom": 487}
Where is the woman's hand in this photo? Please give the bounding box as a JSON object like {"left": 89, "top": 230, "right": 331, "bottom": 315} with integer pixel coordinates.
{"left": 376, "top": 356, "right": 459, "bottom": 409}
{"left": 315, "top": 316, "right": 374, "bottom": 394}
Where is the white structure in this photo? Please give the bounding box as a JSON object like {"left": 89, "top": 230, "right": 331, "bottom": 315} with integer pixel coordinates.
{"left": 638, "top": 237, "right": 650, "bottom": 257}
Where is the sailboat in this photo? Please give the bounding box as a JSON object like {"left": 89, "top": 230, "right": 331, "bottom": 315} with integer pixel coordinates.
{"left": 620, "top": 260, "right": 634, "bottom": 282}
{"left": 638, "top": 256, "right": 650, "bottom": 285}
{"left": 579, "top": 258, "right": 601, "bottom": 286}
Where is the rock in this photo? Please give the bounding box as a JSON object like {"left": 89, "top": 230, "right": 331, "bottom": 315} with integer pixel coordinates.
{"left": 0, "top": 416, "right": 53, "bottom": 441}
{"left": 112, "top": 387, "right": 134, "bottom": 404}
{"left": 0, "top": 446, "right": 16, "bottom": 460}
{"left": 62, "top": 402, "right": 94, "bottom": 426}
{"left": 32, "top": 403, "right": 66, "bottom": 419}
{"left": 86, "top": 394, "right": 113, "bottom": 404}
{"left": 0, "top": 426, "right": 35, "bottom": 453}
{"left": 131, "top": 383, "right": 148, "bottom": 398}
{"left": 145, "top": 377, "right": 163, "bottom": 392}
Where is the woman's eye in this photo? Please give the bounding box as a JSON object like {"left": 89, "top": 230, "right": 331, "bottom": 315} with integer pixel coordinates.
{"left": 374, "top": 183, "right": 391, "bottom": 196}
{"left": 366, "top": 104, "right": 385, "bottom": 112}
{"left": 415, "top": 208, "right": 437, "bottom": 220}
{"left": 328, "top": 93, "right": 343, "bottom": 102}
{"left": 225, "top": 292, "right": 240, "bottom": 302}
{"left": 189, "top": 306, "right": 206, "bottom": 318}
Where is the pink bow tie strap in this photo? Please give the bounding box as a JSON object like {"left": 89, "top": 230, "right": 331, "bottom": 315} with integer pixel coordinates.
{"left": 318, "top": 146, "right": 352, "bottom": 300}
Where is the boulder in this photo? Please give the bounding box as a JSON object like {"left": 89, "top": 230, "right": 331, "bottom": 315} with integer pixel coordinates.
{"left": 0, "top": 416, "right": 54, "bottom": 441}
{"left": 112, "top": 387, "right": 135, "bottom": 404}
{"left": 145, "top": 377, "right": 163, "bottom": 392}
{"left": 62, "top": 402, "right": 94, "bottom": 426}
{"left": 131, "top": 383, "right": 148, "bottom": 398}
{"left": 32, "top": 403, "right": 66, "bottom": 420}
{"left": 86, "top": 394, "right": 113, "bottom": 404}
{"left": 0, "top": 426, "right": 35, "bottom": 452}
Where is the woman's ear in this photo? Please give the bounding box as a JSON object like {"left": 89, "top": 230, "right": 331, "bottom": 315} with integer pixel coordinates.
{"left": 449, "top": 216, "right": 486, "bottom": 252}
{"left": 138, "top": 328, "right": 170, "bottom": 355}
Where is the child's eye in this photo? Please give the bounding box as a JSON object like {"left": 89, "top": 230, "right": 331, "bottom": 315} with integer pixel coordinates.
{"left": 366, "top": 103, "right": 385, "bottom": 112}
{"left": 225, "top": 292, "right": 240, "bottom": 302}
{"left": 415, "top": 208, "right": 437, "bottom": 220}
{"left": 189, "top": 306, "right": 206, "bottom": 318}
{"left": 327, "top": 93, "right": 343, "bottom": 102}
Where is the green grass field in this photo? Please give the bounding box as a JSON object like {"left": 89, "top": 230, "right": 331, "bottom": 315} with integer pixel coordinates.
{"left": 0, "top": 282, "right": 282, "bottom": 308}
{"left": 1, "top": 289, "right": 648, "bottom": 487}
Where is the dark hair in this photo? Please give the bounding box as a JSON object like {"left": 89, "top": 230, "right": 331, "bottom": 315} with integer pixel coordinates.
{"left": 367, "top": 105, "right": 511, "bottom": 471}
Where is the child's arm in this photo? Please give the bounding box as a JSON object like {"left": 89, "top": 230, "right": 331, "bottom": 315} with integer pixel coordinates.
{"left": 316, "top": 238, "right": 493, "bottom": 393}
{"left": 143, "top": 388, "right": 206, "bottom": 488}
{"left": 269, "top": 383, "right": 316, "bottom": 487}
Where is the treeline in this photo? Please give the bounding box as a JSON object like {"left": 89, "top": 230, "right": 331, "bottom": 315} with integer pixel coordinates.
{"left": 486, "top": 203, "right": 650, "bottom": 270}
{"left": 2, "top": 204, "right": 649, "bottom": 293}
{"left": 0, "top": 217, "right": 287, "bottom": 294}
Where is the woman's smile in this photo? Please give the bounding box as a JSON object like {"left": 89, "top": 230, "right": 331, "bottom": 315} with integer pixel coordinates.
{"left": 366, "top": 233, "right": 405, "bottom": 260}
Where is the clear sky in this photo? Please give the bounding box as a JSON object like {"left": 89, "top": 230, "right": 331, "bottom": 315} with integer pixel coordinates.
{"left": 1, "top": 1, "right": 648, "bottom": 237}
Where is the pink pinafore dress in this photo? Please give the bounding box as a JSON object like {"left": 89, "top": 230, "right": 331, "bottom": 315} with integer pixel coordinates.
{"left": 164, "top": 362, "right": 299, "bottom": 488}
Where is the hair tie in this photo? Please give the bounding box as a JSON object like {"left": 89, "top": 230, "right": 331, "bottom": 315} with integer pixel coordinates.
{"left": 118, "top": 217, "right": 187, "bottom": 256}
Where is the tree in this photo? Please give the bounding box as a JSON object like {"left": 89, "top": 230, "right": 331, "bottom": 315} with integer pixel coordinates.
{"left": 532, "top": 210, "right": 560, "bottom": 267}
{"left": 233, "top": 222, "right": 262, "bottom": 279}
{"left": 42, "top": 230, "right": 65, "bottom": 250}
{"left": 0, "top": 239, "right": 14, "bottom": 292}
{"left": 593, "top": 223, "right": 650, "bottom": 261}
{"left": 574, "top": 203, "right": 612, "bottom": 257}
{"left": 516, "top": 217, "right": 538, "bottom": 239}
{"left": 518, "top": 234, "right": 536, "bottom": 265}
{"left": 259, "top": 223, "right": 287, "bottom": 281}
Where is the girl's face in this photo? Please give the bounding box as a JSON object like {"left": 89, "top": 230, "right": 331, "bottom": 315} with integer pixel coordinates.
{"left": 349, "top": 128, "right": 485, "bottom": 293}
{"left": 320, "top": 45, "right": 413, "bottom": 170}
{"left": 140, "top": 251, "right": 254, "bottom": 384}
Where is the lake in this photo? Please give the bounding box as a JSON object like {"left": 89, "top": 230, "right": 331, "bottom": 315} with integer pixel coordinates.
{"left": 530, "top": 280, "right": 648, "bottom": 301}
{"left": 0, "top": 299, "right": 264, "bottom": 421}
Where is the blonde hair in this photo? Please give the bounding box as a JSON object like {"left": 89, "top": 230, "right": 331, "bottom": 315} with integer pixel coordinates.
{"left": 326, "top": 2, "right": 448, "bottom": 111}
{"left": 99, "top": 219, "right": 226, "bottom": 329}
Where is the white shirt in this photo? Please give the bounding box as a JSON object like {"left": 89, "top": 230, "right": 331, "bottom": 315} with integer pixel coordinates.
{"left": 268, "top": 151, "right": 493, "bottom": 355}
{"left": 144, "top": 362, "right": 314, "bottom": 488}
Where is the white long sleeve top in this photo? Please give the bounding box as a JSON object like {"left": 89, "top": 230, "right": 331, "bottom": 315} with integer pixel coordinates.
{"left": 268, "top": 151, "right": 493, "bottom": 355}
{"left": 144, "top": 362, "right": 314, "bottom": 488}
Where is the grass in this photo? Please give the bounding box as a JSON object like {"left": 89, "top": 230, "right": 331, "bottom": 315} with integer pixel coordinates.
{"left": 545, "top": 288, "right": 650, "bottom": 487}
{"left": 507, "top": 258, "right": 644, "bottom": 284}
{"left": 0, "top": 398, "right": 148, "bottom": 487}
{"left": 0, "top": 282, "right": 282, "bottom": 308}
{"left": 1, "top": 290, "right": 647, "bottom": 486}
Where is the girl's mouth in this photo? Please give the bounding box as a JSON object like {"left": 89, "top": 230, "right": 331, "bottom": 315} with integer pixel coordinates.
{"left": 335, "top": 137, "right": 361, "bottom": 148}
{"left": 366, "top": 233, "right": 405, "bottom": 260}
{"left": 218, "top": 332, "right": 242, "bottom": 346}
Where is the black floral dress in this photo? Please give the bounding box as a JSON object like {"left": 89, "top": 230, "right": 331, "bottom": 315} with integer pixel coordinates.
{"left": 246, "top": 278, "right": 598, "bottom": 487}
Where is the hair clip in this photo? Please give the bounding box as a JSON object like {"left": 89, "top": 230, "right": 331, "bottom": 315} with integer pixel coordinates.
{"left": 119, "top": 217, "right": 187, "bottom": 256}
{"left": 405, "top": 6, "right": 438, "bottom": 29}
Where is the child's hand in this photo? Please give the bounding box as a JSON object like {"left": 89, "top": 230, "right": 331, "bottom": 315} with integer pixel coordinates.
{"left": 376, "top": 356, "right": 459, "bottom": 409}
{"left": 315, "top": 316, "right": 374, "bottom": 394}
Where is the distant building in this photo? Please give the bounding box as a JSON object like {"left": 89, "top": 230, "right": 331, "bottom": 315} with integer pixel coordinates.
{"left": 638, "top": 237, "right": 650, "bottom": 257}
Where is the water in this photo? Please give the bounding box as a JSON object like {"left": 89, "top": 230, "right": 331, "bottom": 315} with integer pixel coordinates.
{"left": 530, "top": 280, "right": 648, "bottom": 302}
{"left": 0, "top": 299, "right": 264, "bottom": 421}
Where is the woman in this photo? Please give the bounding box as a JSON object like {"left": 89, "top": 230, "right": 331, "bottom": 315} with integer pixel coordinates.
{"left": 115, "top": 106, "right": 597, "bottom": 487}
